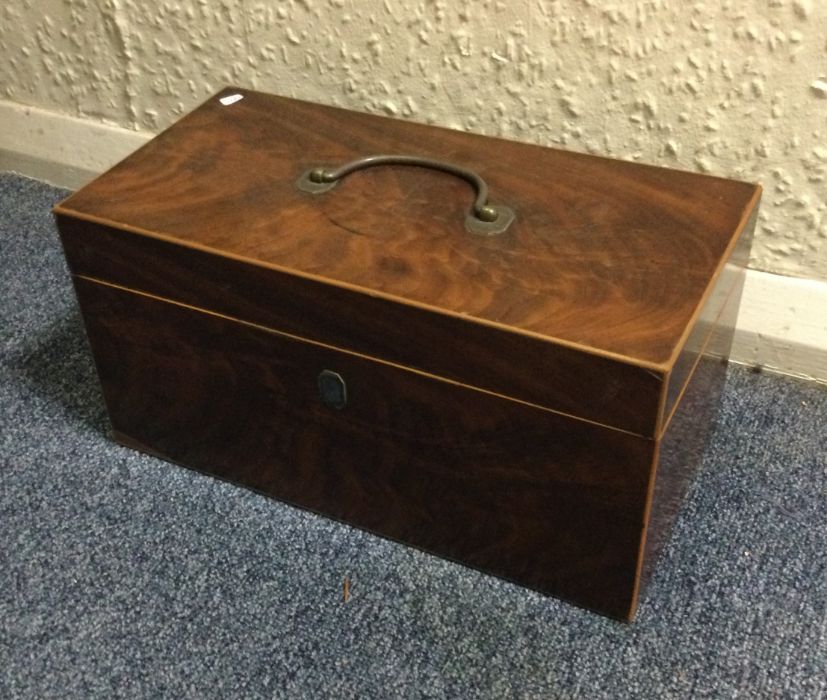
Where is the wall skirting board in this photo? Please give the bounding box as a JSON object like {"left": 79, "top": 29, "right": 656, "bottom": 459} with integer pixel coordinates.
{"left": 2, "top": 98, "right": 825, "bottom": 383}
{"left": 733, "top": 270, "right": 827, "bottom": 383}
{"left": 0, "top": 99, "right": 151, "bottom": 190}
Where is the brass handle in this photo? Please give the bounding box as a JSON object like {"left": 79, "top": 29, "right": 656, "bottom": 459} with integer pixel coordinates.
{"left": 296, "top": 155, "right": 515, "bottom": 236}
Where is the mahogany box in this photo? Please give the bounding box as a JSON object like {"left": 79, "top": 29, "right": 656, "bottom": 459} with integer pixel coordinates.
{"left": 54, "top": 88, "right": 760, "bottom": 620}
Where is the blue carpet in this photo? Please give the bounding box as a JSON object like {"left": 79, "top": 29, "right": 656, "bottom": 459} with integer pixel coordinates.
{"left": 1, "top": 171, "right": 825, "bottom": 698}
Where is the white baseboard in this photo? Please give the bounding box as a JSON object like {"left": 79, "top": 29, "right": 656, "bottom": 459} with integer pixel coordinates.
{"left": 731, "top": 270, "right": 827, "bottom": 383}
{"left": 0, "top": 99, "right": 152, "bottom": 189}
{"left": 2, "top": 99, "right": 825, "bottom": 382}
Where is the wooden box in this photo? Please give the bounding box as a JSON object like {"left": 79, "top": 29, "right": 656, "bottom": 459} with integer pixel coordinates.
{"left": 54, "top": 88, "right": 759, "bottom": 620}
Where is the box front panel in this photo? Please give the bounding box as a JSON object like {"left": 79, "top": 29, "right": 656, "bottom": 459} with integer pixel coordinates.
{"left": 73, "top": 276, "right": 656, "bottom": 620}
{"left": 57, "top": 215, "right": 665, "bottom": 437}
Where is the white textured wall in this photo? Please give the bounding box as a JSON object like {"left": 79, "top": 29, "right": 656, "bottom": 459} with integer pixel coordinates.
{"left": 2, "top": 0, "right": 825, "bottom": 280}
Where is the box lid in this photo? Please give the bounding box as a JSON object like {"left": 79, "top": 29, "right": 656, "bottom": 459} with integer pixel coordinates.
{"left": 56, "top": 87, "right": 760, "bottom": 438}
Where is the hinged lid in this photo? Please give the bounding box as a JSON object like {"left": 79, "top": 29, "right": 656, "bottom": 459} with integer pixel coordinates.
{"left": 55, "top": 87, "right": 760, "bottom": 439}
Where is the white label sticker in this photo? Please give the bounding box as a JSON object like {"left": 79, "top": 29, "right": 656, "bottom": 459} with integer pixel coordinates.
{"left": 219, "top": 93, "right": 244, "bottom": 106}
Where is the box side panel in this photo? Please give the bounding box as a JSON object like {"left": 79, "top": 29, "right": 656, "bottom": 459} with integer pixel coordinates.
{"left": 72, "top": 275, "right": 656, "bottom": 620}
{"left": 639, "top": 280, "right": 742, "bottom": 592}
{"left": 660, "top": 206, "right": 755, "bottom": 431}
{"left": 56, "top": 214, "right": 665, "bottom": 437}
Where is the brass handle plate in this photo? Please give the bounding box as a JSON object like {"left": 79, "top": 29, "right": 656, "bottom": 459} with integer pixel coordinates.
{"left": 296, "top": 154, "right": 515, "bottom": 236}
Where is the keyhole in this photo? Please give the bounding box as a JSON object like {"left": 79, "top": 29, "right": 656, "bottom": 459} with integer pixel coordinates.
{"left": 317, "top": 370, "right": 347, "bottom": 410}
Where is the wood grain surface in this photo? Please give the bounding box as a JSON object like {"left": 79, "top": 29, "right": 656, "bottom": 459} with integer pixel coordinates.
{"left": 660, "top": 207, "right": 755, "bottom": 428}
{"left": 56, "top": 87, "right": 761, "bottom": 369}
{"left": 642, "top": 356, "right": 731, "bottom": 588}
{"left": 640, "top": 269, "right": 743, "bottom": 586}
{"left": 55, "top": 89, "right": 759, "bottom": 619}
{"left": 57, "top": 215, "right": 664, "bottom": 437}
{"left": 73, "top": 276, "right": 656, "bottom": 620}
